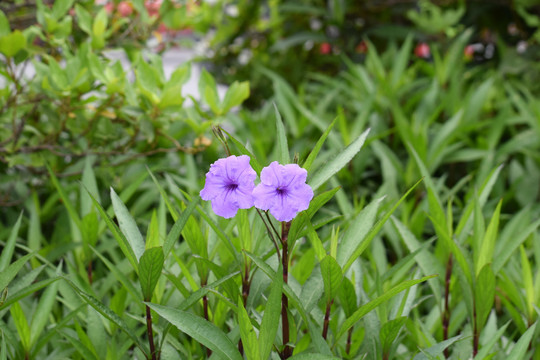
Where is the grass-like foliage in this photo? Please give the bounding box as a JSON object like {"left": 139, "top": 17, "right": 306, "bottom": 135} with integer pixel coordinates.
{"left": 1, "top": 1, "right": 540, "bottom": 359}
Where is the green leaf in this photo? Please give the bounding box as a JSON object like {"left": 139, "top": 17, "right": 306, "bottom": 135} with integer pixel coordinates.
{"left": 474, "top": 322, "right": 510, "bottom": 360}
{"left": 455, "top": 165, "right": 503, "bottom": 237}
{"left": 0, "top": 30, "right": 26, "bottom": 57}
{"left": 177, "top": 271, "right": 240, "bottom": 311}
{"left": 163, "top": 198, "right": 198, "bottom": 257}
{"left": 493, "top": 217, "right": 540, "bottom": 274}
{"left": 52, "top": 0, "right": 74, "bottom": 20}
{"left": 302, "top": 118, "right": 336, "bottom": 173}
{"left": 220, "top": 129, "right": 264, "bottom": 174}
{"left": 343, "top": 178, "right": 423, "bottom": 272}
{"left": 81, "top": 158, "right": 100, "bottom": 217}
{"left": 338, "top": 277, "right": 357, "bottom": 318}
{"left": 75, "top": 4, "right": 92, "bottom": 34}
{"left": 337, "top": 196, "right": 384, "bottom": 267}
{"left": 47, "top": 163, "right": 82, "bottom": 229}
{"left": 288, "top": 354, "right": 341, "bottom": 360}
{"left": 10, "top": 302, "right": 31, "bottom": 351}
{"left": 138, "top": 247, "right": 164, "bottom": 301}
{"left": 274, "top": 104, "right": 290, "bottom": 165}
{"left": 60, "top": 330, "right": 99, "bottom": 360}
{"left": 259, "top": 264, "right": 283, "bottom": 360}
{"left": 1, "top": 331, "right": 6, "bottom": 360}
{"left": 506, "top": 322, "right": 537, "bottom": 359}
{"left": 90, "top": 246, "right": 142, "bottom": 305}
{"left": 391, "top": 217, "right": 442, "bottom": 301}
{"left": 237, "top": 299, "right": 260, "bottom": 360}
{"left": 0, "top": 253, "right": 35, "bottom": 292}
{"left": 65, "top": 278, "right": 148, "bottom": 355}
{"left": 204, "top": 86, "right": 221, "bottom": 114}
{"left": 146, "top": 303, "right": 243, "bottom": 360}
{"left": 84, "top": 187, "right": 139, "bottom": 272}
{"left": 306, "top": 220, "right": 326, "bottom": 262}
{"left": 476, "top": 200, "right": 502, "bottom": 276}
{"left": 335, "top": 275, "right": 436, "bottom": 344}
{"left": 244, "top": 251, "right": 333, "bottom": 355}
{"left": 110, "top": 187, "right": 145, "bottom": 262}
{"left": 0, "top": 10, "right": 10, "bottom": 36}
{"left": 390, "top": 33, "right": 413, "bottom": 88}
{"left": 308, "top": 128, "right": 370, "bottom": 190}
{"left": 0, "top": 277, "right": 61, "bottom": 311}
{"left": 222, "top": 81, "right": 250, "bottom": 113}
{"left": 381, "top": 317, "right": 407, "bottom": 354}
{"left": 0, "top": 211, "right": 23, "bottom": 272}
{"left": 474, "top": 265, "right": 495, "bottom": 331}
{"left": 412, "top": 335, "right": 463, "bottom": 360}
{"left": 146, "top": 211, "right": 160, "bottom": 249}
{"left": 320, "top": 256, "right": 342, "bottom": 304}
{"left": 520, "top": 246, "right": 535, "bottom": 318}
{"left": 199, "top": 69, "right": 220, "bottom": 114}
{"left": 288, "top": 187, "right": 340, "bottom": 244}
{"left": 92, "top": 8, "right": 108, "bottom": 48}
{"left": 30, "top": 264, "right": 61, "bottom": 346}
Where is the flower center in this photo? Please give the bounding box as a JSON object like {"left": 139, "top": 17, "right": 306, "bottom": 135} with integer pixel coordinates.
{"left": 226, "top": 183, "right": 239, "bottom": 191}
{"left": 276, "top": 187, "right": 288, "bottom": 196}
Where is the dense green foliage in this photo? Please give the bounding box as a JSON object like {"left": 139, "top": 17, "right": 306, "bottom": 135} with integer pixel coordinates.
{"left": 1, "top": 1, "right": 540, "bottom": 359}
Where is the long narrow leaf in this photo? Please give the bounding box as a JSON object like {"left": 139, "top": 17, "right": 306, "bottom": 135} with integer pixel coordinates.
{"left": 146, "top": 303, "right": 243, "bottom": 360}
{"left": 334, "top": 275, "right": 436, "bottom": 344}
{"left": 84, "top": 187, "right": 139, "bottom": 272}
{"left": 0, "top": 211, "right": 23, "bottom": 272}
{"left": 308, "top": 128, "right": 370, "bottom": 191}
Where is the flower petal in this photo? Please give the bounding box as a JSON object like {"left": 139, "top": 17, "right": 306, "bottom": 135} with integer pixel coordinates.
{"left": 200, "top": 173, "right": 225, "bottom": 200}
{"left": 287, "top": 183, "right": 314, "bottom": 212}
{"left": 210, "top": 190, "right": 239, "bottom": 218}
{"left": 284, "top": 164, "right": 308, "bottom": 185}
{"left": 252, "top": 184, "right": 278, "bottom": 211}
{"left": 235, "top": 183, "right": 255, "bottom": 209}
{"left": 260, "top": 161, "right": 281, "bottom": 186}
{"left": 269, "top": 195, "right": 298, "bottom": 222}
{"left": 200, "top": 155, "right": 257, "bottom": 218}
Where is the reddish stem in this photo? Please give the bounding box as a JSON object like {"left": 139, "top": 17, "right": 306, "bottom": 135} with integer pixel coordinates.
{"left": 280, "top": 222, "right": 292, "bottom": 359}
{"left": 322, "top": 300, "right": 333, "bottom": 340}
{"left": 443, "top": 255, "right": 453, "bottom": 358}
{"left": 145, "top": 305, "right": 157, "bottom": 360}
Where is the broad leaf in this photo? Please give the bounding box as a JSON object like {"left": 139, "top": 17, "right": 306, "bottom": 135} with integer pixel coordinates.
{"left": 138, "top": 247, "right": 164, "bottom": 301}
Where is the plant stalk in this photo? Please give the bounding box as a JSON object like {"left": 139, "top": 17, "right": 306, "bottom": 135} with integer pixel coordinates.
{"left": 280, "top": 221, "right": 292, "bottom": 359}
{"left": 443, "top": 255, "right": 452, "bottom": 358}
{"left": 322, "top": 300, "right": 333, "bottom": 340}
{"left": 346, "top": 326, "right": 353, "bottom": 356}
{"left": 201, "top": 280, "right": 212, "bottom": 358}
{"left": 87, "top": 260, "right": 93, "bottom": 285}
{"left": 238, "top": 262, "right": 252, "bottom": 355}
{"left": 473, "top": 302, "right": 479, "bottom": 357}
{"left": 145, "top": 304, "right": 157, "bottom": 360}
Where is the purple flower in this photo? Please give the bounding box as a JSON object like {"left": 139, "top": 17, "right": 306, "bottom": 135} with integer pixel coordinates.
{"left": 200, "top": 155, "right": 257, "bottom": 218}
{"left": 252, "top": 161, "right": 314, "bottom": 222}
